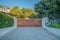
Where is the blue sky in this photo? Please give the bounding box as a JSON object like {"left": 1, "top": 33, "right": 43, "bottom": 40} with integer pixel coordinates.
{"left": 0, "top": 0, "right": 39, "bottom": 9}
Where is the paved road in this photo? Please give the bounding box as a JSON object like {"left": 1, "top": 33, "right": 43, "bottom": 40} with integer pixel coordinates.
{"left": 1, "top": 27, "right": 60, "bottom": 40}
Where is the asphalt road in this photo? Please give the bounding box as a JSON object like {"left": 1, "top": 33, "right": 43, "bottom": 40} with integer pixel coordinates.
{"left": 1, "top": 27, "right": 60, "bottom": 40}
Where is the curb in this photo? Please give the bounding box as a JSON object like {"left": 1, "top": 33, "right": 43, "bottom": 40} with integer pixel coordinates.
{"left": 0, "top": 18, "right": 17, "bottom": 38}
{"left": 42, "top": 17, "right": 60, "bottom": 39}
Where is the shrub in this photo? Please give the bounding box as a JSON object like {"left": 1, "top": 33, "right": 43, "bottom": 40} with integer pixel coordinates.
{"left": 0, "top": 12, "right": 14, "bottom": 28}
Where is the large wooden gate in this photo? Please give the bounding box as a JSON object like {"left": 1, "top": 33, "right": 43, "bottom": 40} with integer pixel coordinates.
{"left": 17, "top": 18, "right": 42, "bottom": 27}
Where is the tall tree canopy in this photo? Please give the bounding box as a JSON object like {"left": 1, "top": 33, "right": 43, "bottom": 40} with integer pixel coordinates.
{"left": 34, "top": 0, "right": 60, "bottom": 23}
{"left": 10, "top": 6, "right": 37, "bottom": 18}
{"left": 10, "top": 6, "right": 22, "bottom": 15}
{"left": 21, "top": 8, "right": 37, "bottom": 18}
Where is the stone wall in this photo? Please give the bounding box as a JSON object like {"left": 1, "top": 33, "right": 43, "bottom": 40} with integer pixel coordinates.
{"left": 17, "top": 18, "right": 42, "bottom": 27}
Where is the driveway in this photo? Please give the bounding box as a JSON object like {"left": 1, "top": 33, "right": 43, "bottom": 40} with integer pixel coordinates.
{"left": 1, "top": 27, "right": 60, "bottom": 40}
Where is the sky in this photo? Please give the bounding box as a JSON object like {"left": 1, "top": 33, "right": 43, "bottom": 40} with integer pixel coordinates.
{"left": 0, "top": 0, "right": 40, "bottom": 9}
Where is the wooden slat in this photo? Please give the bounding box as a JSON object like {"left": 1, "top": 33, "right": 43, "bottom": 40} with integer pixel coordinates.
{"left": 17, "top": 18, "right": 42, "bottom": 27}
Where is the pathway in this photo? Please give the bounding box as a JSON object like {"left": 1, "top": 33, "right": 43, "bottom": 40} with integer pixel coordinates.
{"left": 1, "top": 27, "right": 60, "bottom": 40}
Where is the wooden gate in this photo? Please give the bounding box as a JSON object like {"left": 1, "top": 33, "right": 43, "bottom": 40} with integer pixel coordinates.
{"left": 17, "top": 18, "right": 42, "bottom": 27}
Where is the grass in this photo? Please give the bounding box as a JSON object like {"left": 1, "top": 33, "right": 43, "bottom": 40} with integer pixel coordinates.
{"left": 48, "top": 24, "right": 60, "bottom": 28}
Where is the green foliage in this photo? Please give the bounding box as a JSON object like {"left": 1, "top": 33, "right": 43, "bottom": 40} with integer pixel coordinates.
{"left": 29, "top": 14, "right": 38, "bottom": 18}
{"left": 34, "top": 0, "right": 44, "bottom": 18}
{"left": 10, "top": 6, "right": 22, "bottom": 16}
{"left": 48, "top": 24, "right": 60, "bottom": 28}
{"left": 34, "top": 0, "right": 60, "bottom": 28}
{"left": 46, "top": 0, "right": 60, "bottom": 20}
{"left": 8, "top": 13, "right": 18, "bottom": 17}
{"left": 34, "top": 0, "right": 60, "bottom": 24}
{"left": 34, "top": 0, "right": 60, "bottom": 19}
{"left": 0, "top": 12, "right": 14, "bottom": 28}
{"left": 18, "top": 14, "right": 25, "bottom": 18}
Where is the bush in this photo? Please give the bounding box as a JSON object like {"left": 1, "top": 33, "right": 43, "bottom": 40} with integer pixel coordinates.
{"left": 0, "top": 12, "right": 14, "bottom": 28}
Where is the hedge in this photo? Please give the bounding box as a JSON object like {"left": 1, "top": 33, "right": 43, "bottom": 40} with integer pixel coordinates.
{"left": 0, "top": 12, "right": 14, "bottom": 28}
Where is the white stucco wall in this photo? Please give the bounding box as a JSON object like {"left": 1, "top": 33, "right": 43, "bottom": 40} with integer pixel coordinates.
{"left": 42, "top": 17, "right": 60, "bottom": 37}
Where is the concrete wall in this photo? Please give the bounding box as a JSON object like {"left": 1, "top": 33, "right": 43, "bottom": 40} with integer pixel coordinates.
{"left": 42, "top": 17, "right": 60, "bottom": 38}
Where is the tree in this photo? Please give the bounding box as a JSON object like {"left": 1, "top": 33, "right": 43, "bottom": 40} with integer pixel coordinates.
{"left": 34, "top": 0, "right": 60, "bottom": 24}
{"left": 29, "top": 14, "right": 38, "bottom": 18}
{"left": 21, "top": 8, "right": 37, "bottom": 18}
{"left": 34, "top": 1, "right": 44, "bottom": 18}
{"left": 10, "top": 6, "right": 22, "bottom": 16}
{"left": 10, "top": 7, "right": 37, "bottom": 18}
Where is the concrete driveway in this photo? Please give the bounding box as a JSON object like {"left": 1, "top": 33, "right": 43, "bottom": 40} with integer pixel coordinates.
{"left": 1, "top": 27, "right": 60, "bottom": 40}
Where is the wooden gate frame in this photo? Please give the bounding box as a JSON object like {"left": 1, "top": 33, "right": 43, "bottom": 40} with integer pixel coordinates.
{"left": 17, "top": 18, "right": 42, "bottom": 27}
